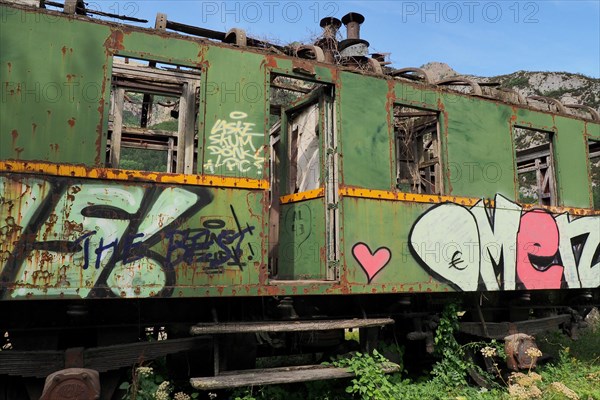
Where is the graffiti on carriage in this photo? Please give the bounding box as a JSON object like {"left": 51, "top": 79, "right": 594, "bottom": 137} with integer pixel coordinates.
{"left": 0, "top": 176, "right": 256, "bottom": 299}
{"left": 409, "top": 195, "right": 600, "bottom": 291}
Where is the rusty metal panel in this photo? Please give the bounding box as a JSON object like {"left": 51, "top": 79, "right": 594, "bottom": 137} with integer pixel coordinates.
{"left": 553, "top": 117, "right": 596, "bottom": 208}
{"left": 0, "top": 173, "right": 265, "bottom": 299}
{"left": 338, "top": 72, "right": 393, "bottom": 190}
{"left": 201, "top": 46, "right": 267, "bottom": 180}
{"left": 439, "top": 92, "right": 516, "bottom": 199}
{"left": 1, "top": 5, "right": 112, "bottom": 166}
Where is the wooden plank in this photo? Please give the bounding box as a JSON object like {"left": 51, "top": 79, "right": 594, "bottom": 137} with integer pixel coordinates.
{"left": 110, "top": 88, "right": 125, "bottom": 168}
{"left": 113, "top": 63, "right": 200, "bottom": 83}
{"left": 120, "top": 126, "right": 178, "bottom": 137}
{"left": 190, "top": 362, "right": 401, "bottom": 390}
{"left": 179, "top": 81, "right": 198, "bottom": 174}
{"left": 190, "top": 318, "right": 394, "bottom": 335}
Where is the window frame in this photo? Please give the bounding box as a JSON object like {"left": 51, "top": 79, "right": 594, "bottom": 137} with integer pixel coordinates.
{"left": 512, "top": 125, "right": 558, "bottom": 206}
{"left": 393, "top": 103, "right": 443, "bottom": 195}
{"left": 107, "top": 57, "right": 201, "bottom": 174}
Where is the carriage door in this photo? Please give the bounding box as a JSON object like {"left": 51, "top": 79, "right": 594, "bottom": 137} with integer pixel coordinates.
{"left": 269, "top": 75, "right": 338, "bottom": 281}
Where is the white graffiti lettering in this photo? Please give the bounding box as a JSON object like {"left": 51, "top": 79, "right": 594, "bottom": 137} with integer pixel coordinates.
{"left": 204, "top": 111, "right": 265, "bottom": 175}
{"left": 409, "top": 194, "right": 600, "bottom": 291}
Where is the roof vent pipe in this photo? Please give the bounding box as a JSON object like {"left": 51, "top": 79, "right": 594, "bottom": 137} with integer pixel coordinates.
{"left": 320, "top": 17, "right": 342, "bottom": 39}
{"left": 316, "top": 17, "right": 341, "bottom": 63}
{"left": 341, "top": 12, "right": 365, "bottom": 40}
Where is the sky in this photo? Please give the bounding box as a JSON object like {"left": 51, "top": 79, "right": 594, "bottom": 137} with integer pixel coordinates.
{"left": 86, "top": 0, "right": 600, "bottom": 78}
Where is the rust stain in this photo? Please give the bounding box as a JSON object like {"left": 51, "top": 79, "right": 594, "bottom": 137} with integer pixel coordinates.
{"left": 68, "top": 117, "right": 76, "bottom": 128}
{"left": 264, "top": 55, "right": 278, "bottom": 69}
{"left": 104, "top": 29, "right": 126, "bottom": 52}
{"left": 7, "top": 62, "right": 11, "bottom": 74}
{"left": 11, "top": 129, "right": 18, "bottom": 146}
{"left": 61, "top": 46, "right": 67, "bottom": 56}
{"left": 196, "top": 46, "right": 210, "bottom": 68}
{"left": 31, "top": 123, "right": 37, "bottom": 137}
{"left": 292, "top": 59, "right": 315, "bottom": 76}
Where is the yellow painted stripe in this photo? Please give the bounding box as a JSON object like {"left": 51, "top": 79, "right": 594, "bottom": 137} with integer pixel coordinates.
{"left": 339, "top": 187, "right": 600, "bottom": 216}
{"left": 519, "top": 203, "right": 600, "bottom": 216}
{"left": 280, "top": 188, "right": 325, "bottom": 204}
{"left": 339, "top": 187, "right": 482, "bottom": 206}
{"left": 0, "top": 160, "right": 269, "bottom": 190}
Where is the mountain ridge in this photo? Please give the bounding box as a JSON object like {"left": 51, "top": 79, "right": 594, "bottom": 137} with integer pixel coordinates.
{"left": 420, "top": 61, "right": 600, "bottom": 110}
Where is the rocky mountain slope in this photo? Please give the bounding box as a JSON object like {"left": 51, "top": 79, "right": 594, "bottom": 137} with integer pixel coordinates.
{"left": 420, "top": 61, "right": 600, "bottom": 110}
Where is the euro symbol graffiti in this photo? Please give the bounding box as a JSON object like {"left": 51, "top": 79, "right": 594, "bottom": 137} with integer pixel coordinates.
{"left": 449, "top": 251, "right": 467, "bottom": 270}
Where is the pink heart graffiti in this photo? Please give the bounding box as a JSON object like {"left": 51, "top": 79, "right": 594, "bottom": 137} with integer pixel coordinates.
{"left": 352, "top": 242, "right": 391, "bottom": 283}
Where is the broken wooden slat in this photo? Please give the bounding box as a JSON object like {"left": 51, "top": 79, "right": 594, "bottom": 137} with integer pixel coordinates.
{"left": 459, "top": 314, "right": 571, "bottom": 339}
{"left": 190, "top": 362, "right": 400, "bottom": 390}
{"left": 190, "top": 318, "right": 394, "bottom": 335}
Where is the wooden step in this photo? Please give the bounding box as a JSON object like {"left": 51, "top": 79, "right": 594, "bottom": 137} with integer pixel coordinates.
{"left": 190, "top": 362, "right": 401, "bottom": 390}
{"left": 190, "top": 318, "right": 394, "bottom": 335}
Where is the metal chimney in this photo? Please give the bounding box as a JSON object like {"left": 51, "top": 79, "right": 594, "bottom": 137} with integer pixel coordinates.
{"left": 316, "top": 17, "right": 342, "bottom": 63}
{"left": 320, "top": 17, "right": 342, "bottom": 39}
{"left": 339, "top": 12, "right": 369, "bottom": 65}
{"left": 341, "top": 12, "right": 365, "bottom": 40}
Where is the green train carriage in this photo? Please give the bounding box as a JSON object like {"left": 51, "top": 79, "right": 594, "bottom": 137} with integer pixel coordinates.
{"left": 1, "top": 1, "right": 599, "bottom": 397}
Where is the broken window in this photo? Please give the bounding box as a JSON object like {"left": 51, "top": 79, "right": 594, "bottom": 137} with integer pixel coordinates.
{"left": 107, "top": 56, "right": 201, "bottom": 173}
{"left": 394, "top": 105, "right": 442, "bottom": 194}
{"left": 589, "top": 139, "right": 600, "bottom": 209}
{"left": 514, "top": 127, "right": 557, "bottom": 206}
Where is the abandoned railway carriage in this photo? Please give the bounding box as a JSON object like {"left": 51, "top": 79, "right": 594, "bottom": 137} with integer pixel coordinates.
{"left": 1, "top": 0, "right": 600, "bottom": 398}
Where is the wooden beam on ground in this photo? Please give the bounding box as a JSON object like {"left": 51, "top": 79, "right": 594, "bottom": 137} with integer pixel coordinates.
{"left": 190, "top": 362, "right": 401, "bottom": 390}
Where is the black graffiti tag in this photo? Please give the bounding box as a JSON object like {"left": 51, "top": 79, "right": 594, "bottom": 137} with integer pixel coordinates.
{"left": 165, "top": 218, "right": 255, "bottom": 273}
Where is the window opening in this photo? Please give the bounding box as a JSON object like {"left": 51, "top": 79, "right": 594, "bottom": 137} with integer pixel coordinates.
{"left": 268, "top": 74, "right": 336, "bottom": 279}
{"left": 269, "top": 75, "right": 329, "bottom": 195}
{"left": 514, "top": 126, "right": 557, "bottom": 206}
{"left": 108, "top": 56, "right": 201, "bottom": 173}
{"left": 394, "top": 105, "right": 441, "bottom": 194}
{"left": 288, "top": 101, "right": 321, "bottom": 193}
{"left": 589, "top": 139, "right": 600, "bottom": 209}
